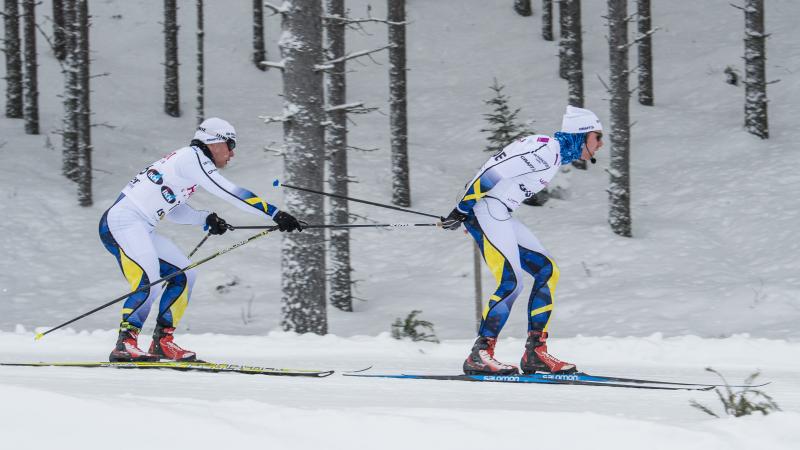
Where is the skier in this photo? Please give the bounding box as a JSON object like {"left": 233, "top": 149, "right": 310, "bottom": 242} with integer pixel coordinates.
{"left": 100, "top": 118, "right": 303, "bottom": 362}
{"left": 441, "top": 106, "right": 603, "bottom": 375}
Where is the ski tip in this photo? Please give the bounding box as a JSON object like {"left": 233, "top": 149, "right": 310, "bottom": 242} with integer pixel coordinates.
{"left": 34, "top": 333, "right": 44, "bottom": 341}
{"left": 272, "top": 179, "right": 281, "bottom": 187}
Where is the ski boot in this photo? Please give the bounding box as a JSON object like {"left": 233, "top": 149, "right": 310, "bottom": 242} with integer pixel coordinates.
{"left": 109, "top": 328, "right": 159, "bottom": 362}
{"left": 520, "top": 331, "right": 577, "bottom": 374}
{"left": 149, "top": 325, "right": 197, "bottom": 361}
{"left": 463, "top": 336, "right": 519, "bottom": 375}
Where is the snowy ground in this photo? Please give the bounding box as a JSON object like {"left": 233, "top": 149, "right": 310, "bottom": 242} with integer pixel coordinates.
{"left": 1, "top": 331, "right": 799, "bottom": 450}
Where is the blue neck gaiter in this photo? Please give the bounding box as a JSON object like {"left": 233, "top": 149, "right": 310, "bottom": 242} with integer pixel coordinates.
{"left": 554, "top": 131, "right": 586, "bottom": 166}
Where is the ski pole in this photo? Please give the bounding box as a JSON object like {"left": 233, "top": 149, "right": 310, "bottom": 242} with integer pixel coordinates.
{"left": 273, "top": 179, "right": 441, "bottom": 220}
{"left": 187, "top": 232, "right": 211, "bottom": 258}
{"left": 34, "top": 229, "right": 275, "bottom": 341}
{"left": 231, "top": 223, "right": 440, "bottom": 230}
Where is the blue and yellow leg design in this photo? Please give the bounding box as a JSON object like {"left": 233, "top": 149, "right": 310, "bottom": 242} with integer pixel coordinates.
{"left": 464, "top": 218, "right": 521, "bottom": 337}
{"left": 518, "top": 246, "right": 559, "bottom": 333}
{"left": 156, "top": 259, "right": 190, "bottom": 328}
{"left": 98, "top": 212, "right": 151, "bottom": 331}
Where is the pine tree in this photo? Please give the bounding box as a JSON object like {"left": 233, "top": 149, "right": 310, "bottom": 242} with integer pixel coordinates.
{"left": 480, "top": 79, "right": 534, "bottom": 153}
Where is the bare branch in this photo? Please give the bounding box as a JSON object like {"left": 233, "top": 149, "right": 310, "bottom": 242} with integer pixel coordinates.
{"left": 259, "top": 112, "right": 293, "bottom": 124}
{"left": 264, "top": 2, "right": 287, "bottom": 15}
{"left": 322, "top": 14, "right": 406, "bottom": 26}
{"left": 729, "top": 3, "right": 745, "bottom": 11}
{"left": 596, "top": 73, "right": 611, "bottom": 93}
{"left": 315, "top": 44, "right": 394, "bottom": 71}
{"left": 326, "top": 101, "right": 364, "bottom": 112}
{"left": 347, "top": 144, "right": 379, "bottom": 152}
{"left": 260, "top": 60, "right": 285, "bottom": 70}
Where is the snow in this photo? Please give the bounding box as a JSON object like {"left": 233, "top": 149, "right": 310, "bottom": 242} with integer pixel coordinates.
{"left": 1, "top": 0, "right": 799, "bottom": 448}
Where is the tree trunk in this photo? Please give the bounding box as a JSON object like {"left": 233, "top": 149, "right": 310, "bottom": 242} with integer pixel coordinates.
{"left": 22, "top": 0, "right": 38, "bottom": 134}
{"left": 61, "top": 0, "right": 79, "bottom": 182}
{"left": 514, "top": 0, "right": 533, "bottom": 17}
{"left": 324, "top": 0, "right": 353, "bottom": 312}
{"left": 607, "top": 0, "right": 632, "bottom": 237}
{"left": 637, "top": 0, "right": 654, "bottom": 106}
{"left": 164, "top": 0, "right": 180, "bottom": 117}
{"left": 76, "top": 0, "right": 91, "bottom": 206}
{"left": 388, "top": 0, "right": 410, "bottom": 207}
{"left": 279, "top": 0, "right": 328, "bottom": 334}
{"left": 52, "top": 0, "right": 66, "bottom": 60}
{"left": 565, "top": 0, "right": 586, "bottom": 170}
{"left": 558, "top": 0, "right": 568, "bottom": 79}
{"left": 541, "top": 0, "right": 553, "bottom": 41}
{"left": 253, "top": 0, "right": 266, "bottom": 71}
{"left": 743, "top": 0, "right": 768, "bottom": 139}
{"left": 196, "top": 0, "right": 204, "bottom": 124}
{"left": 5, "top": 0, "right": 23, "bottom": 118}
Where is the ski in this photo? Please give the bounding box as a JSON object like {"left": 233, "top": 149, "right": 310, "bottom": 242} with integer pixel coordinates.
{"left": 0, "top": 361, "right": 334, "bottom": 377}
{"left": 342, "top": 371, "right": 756, "bottom": 391}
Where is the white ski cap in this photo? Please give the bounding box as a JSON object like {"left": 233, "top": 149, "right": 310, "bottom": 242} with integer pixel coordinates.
{"left": 560, "top": 105, "right": 603, "bottom": 133}
{"left": 194, "top": 117, "right": 237, "bottom": 145}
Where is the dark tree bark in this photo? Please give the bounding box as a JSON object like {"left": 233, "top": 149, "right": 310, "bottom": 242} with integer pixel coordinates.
{"left": 164, "top": 0, "right": 180, "bottom": 117}
{"left": 388, "top": 0, "right": 410, "bottom": 207}
{"left": 743, "top": 0, "right": 768, "bottom": 139}
{"left": 279, "top": 0, "right": 327, "bottom": 334}
{"left": 61, "top": 0, "right": 79, "bottom": 182}
{"left": 76, "top": 0, "right": 91, "bottom": 206}
{"left": 22, "top": 0, "right": 38, "bottom": 134}
{"left": 637, "top": 0, "right": 654, "bottom": 106}
{"left": 324, "top": 0, "right": 353, "bottom": 312}
{"left": 607, "top": 0, "right": 632, "bottom": 237}
{"left": 253, "top": 0, "right": 266, "bottom": 70}
{"left": 564, "top": 0, "right": 583, "bottom": 108}
{"left": 52, "top": 0, "right": 66, "bottom": 60}
{"left": 558, "top": 0, "right": 568, "bottom": 79}
{"left": 541, "top": 0, "right": 553, "bottom": 41}
{"left": 564, "top": 0, "right": 586, "bottom": 170}
{"left": 514, "top": 0, "right": 533, "bottom": 17}
{"left": 5, "top": 0, "right": 23, "bottom": 118}
{"left": 196, "top": 0, "right": 204, "bottom": 124}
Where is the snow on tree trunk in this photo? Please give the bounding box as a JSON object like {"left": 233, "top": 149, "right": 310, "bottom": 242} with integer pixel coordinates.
{"left": 5, "top": 0, "right": 23, "bottom": 118}
{"left": 324, "top": 0, "right": 353, "bottom": 312}
{"left": 514, "top": 0, "right": 532, "bottom": 17}
{"left": 61, "top": 0, "right": 79, "bottom": 182}
{"left": 558, "top": 0, "right": 568, "bottom": 80}
{"left": 22, "top": 0, "right": 39, "bottom": 135}
{"left": 164, "top": 0, "right": 180, "bottom": 118}
{"left": 565, "top": 0, "right": 586, "bottom": 170}
{"left": 743, "top": 0, "right": 768, "bottom": 139}
{"left": 76, "top": 0, "right": 91, "bottom": 206}
{"left": 196, "top": 0, "right": 204, "bottom": 124}
{"left": 279, "top": 0, "right": 328, "bottom": 334}
{"left": 388, "top": 0, "right": 410, "bottom": 207}
{"left": 637, "top": 0, "right": 654, "bottom": 106}
{"left": 541, "top": 0, "right": 553, "bottom": 41}
{"left": 607, "top": 0, "right": 632, "bottom": 237}
{"left": 52, "top": 0, "right": 66, "bottom": 61}
{"left": 253, "top": 0, "right": 266, "bottom": 71}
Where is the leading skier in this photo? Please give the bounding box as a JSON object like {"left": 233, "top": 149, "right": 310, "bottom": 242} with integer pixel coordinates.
{"left": 99, "top": 118, "right": 303, "bottom": 362}
{"left": 441, "top": 106, "right": 604, "bottom": 375}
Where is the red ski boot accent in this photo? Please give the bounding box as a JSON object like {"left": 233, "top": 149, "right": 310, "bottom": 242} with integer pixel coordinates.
{"left": 463, "top": 336, "right": 519, "bottom": 375}
{"left": 149, "top": 326, "right": 197, "bottom": 362}
{"left": 520, "top": 331, "right": 577, "bottom": 374}
{"left": 109, "top": 329, "right": 159, "bottom": 362}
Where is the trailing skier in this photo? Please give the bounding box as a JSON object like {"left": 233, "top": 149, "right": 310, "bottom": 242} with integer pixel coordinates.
{"left": 100, "top": 118, "right": 304, "bottom": 362}
{"left": 441, "top": 106, "right": 604, "bottom": 375}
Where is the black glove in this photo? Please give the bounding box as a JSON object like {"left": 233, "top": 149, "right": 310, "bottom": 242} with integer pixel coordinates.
{"left": 205, "top": 213, "right": 229, "bottom": 235}
{"left": 441, "top": 208, "right": 468, "bottom": 230}
{"left": 273, "top": 211, "right": 304, "bottom": 232}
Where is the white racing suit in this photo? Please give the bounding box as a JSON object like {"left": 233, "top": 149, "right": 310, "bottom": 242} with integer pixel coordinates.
{"left": 456, "top": 135, "right": 564, "bottom": 337}
{"left": 99, "top": 146, "right": 279, "bottom": 331}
